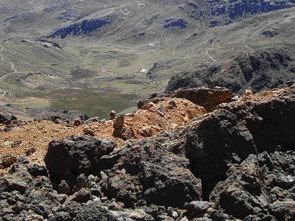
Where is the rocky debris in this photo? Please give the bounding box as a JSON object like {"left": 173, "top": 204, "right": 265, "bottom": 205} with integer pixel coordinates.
{"left": 165, "top": 47, "right": 295, "bottom": 94}
{"left": 73, "top": 114, "right": 90, "bottom": 126}
{"left": 0, "top": 159, "right": 63, "bottom": 221}
{"left": 11, "top": 140, "right": 22, "bottom": 148}
{"left": 0, "top": 97, "right": 206, "bottom": 163}
{"left": 0, "top": 158, "right": 156, "bottom": 221}
{"left": 79, "top": 114, "right": 89, "bottom": 121}
{"left": 269, "top": 200, "right": 295, "bottom": 220}
{"left": 138, "top": 87, "right": 232, "bottom": 111}
{"left": 50, "top": 201, "right": 155, "bottom": 221}
{"left": 50, "top": 115, "right": 69, "bottom": 125}
{"left": 112, "top": 115, "right": 134, "bottom": 140}
{"left": 126, "top": 97, "right": 206, "bottom": 139}
{"left": 110, "top": 110, "right": 116, "bottom": 120}
{"left": 67, "top": 188, "right": 92, "bottom": 203}
{"left": 0, "top": 87, "right": 295, "bottom": 220}
{"left": 0, "top": 113, "right": 17, "bottom": 125}
{"left": 186, "top": 87, "right": 295, "bottom": 198}
{"left": 101, "top": 138, "right": 202, "bottom": 208}
{"left": 74, "top": 118, "right": 82, "bottom": 126}
{"left": 210, "top": 151, "right": 295, "bottom": 220}
{"left": 82, "top": 127, "right": 95, "bottom": 136}
{"left": 113, "top": 115, "right": 125, "bottom": 129}
{"left": 0, "top": 154, "right": 17, "bottom": 168}
{"left": 25, "top": 147, "right": 36, "bottom": 156}
{"left": 169, "top": 87, "right": 233, "bottom": 110}
{"left": 44, "top": 136, "right": 116, "bottom": 192}
{"left": 184, "top": 201, "right": 212, "bottom": 219}
{"left": 113, "top": 98, "right": 206, "bottom": 140}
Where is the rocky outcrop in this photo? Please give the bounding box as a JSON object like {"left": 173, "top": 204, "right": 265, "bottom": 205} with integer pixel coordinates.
{"left": 113, "top": 97, "right": 206, "bottom": 140}
{"left": 0, "top": 158, "right": 156, "bottom": 221}
{"left": 170, "top": 87, "right": 233, "bottom": 110}
{"left": 44, "top": 136, "right": 116, "bottom": 192}
{"left": 1, "top": 87, "right": 294, "bottom": 220}
{"left": 101, "top": 138, "right": 202, "bottom": 207}
{"left": 186, "top": 109, "right": 256, "bottom": 198}
{"left": 138, "top": 87, "right": 231, "bottom": 111}
{"left": 0, "top": 158, "right": 62, "bottom": 221}
{"left": 210, "top": 151, "right": 295, "bottom": 220}
{"left": 186, "top": 87, "right": 295, "bottom": 198}
{"left": 165, "top": 47, "right": 295, "bottom": 94}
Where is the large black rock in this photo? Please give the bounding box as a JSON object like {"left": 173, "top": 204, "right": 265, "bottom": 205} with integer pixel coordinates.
{"left": 186, "top": 88, "right": 295, "bottom": 198}
{"left": 44, "top": 135, "right": 116, "bottom": 191}
{"left": 101, "top": 138, "right": 202, "bottom": 208}
{"left": 185, "top": 109, "right": 255, "bottom": 198}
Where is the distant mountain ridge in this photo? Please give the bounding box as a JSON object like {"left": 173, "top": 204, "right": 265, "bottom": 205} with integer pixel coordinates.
{"left": 165, "top": 46, "right": 295, "bottom": 94}
{"left": 45, "top": 0, "right": 295, "bottom": 39}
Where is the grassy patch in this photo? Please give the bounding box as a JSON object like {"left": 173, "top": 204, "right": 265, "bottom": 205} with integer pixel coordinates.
{"left": 50, "top": 89, "right": 138, "bottom": 119}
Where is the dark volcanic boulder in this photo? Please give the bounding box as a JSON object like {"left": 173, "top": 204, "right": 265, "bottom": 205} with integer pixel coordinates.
{"left": 165, "top": 47, "right": 295, "bottom": 94}
{"left": 222, "top": 90, "right": 295, "bottom": 152}
{"left": 44, "top": 135, "right": 116, "bottom": 191}
{"left": 101, "top": 139, "right": 202, "bottom": 208}
{"left": 186, "top": 109, "right": 255, "bottom": 198}
{"left": 186, "top": 87, "right": 295, "bottom": 198}
{"left": 210, "top": 151, "right": 295, "bottom": 220}
{"left": 0, "top": 158, "right": 155, "bottom": 221}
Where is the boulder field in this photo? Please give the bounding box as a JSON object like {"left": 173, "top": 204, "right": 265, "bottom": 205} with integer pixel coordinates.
{"left": 0, "top": 86, "right": 294, "bottom": 220}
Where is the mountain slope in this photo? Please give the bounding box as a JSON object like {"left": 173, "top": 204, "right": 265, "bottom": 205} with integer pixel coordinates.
{"left": 0, "top": 1, "right": 294, "bottom": 117}
{"left": 165, "top": 46, "right": 295, "bottom": 94}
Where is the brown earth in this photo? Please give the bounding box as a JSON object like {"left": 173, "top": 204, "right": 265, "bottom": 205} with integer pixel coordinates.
{"left": 0, "top": 97, "right": 205, "bottom": 169}
{"left": 1, "top": 86, "right": 292, "bottom": 172}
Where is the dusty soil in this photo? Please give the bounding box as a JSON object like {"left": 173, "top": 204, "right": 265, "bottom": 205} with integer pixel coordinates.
{"left": 0, "top": 97, "right": 206, "bottom": 169}
{"left": 1, "top": 87, "right": 292, "bottom": 172}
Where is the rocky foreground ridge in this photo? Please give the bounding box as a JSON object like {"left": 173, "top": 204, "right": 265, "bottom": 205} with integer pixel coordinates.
{"left": 0, "top": 86, "right": 295, "bottom": 220}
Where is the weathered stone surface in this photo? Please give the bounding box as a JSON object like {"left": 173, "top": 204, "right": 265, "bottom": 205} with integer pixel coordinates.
{"left": 186, "top": 109, "right": 255, "bottom": 198}
{"left": 0, "top": 160, "right": 62, "bottom": 221}
{"left": 170, "top": 87, "right": 233, "bottom": 110}
{"left": 269, "top": 200, "right": 295, "bottom": 220}
{"left": 1, "top": 87, "right": 295, "bottom": 220}
{"left": 184, "top": 201, "right": 212, "bottom": 219}
{"left": 44, "top": 135, "right": 116, "bottom": 191}
{"left": 210, "top": 151, "right": 295, "bottom": 219}
{"left": 102, "top": 139, "right": 202, "bottom": 207}
{"left": 186, "top": 88, "right": 295, "bottom": 198}
{"left": 221, "top": 91, "right": 295, "bottom": 152}
{"left": 0, "top": 154, "right": 17, "bottom": 168}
